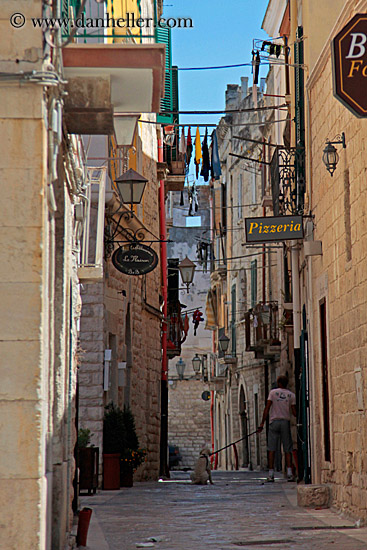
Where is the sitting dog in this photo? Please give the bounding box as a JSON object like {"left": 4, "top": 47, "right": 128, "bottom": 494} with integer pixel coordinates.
{"left": 190, "top": 447, "right": 213, "bottom": 485}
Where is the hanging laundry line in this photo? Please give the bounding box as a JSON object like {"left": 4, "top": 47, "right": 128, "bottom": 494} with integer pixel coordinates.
{"left": 138, "top": 118, "right": 291, "bottom": 128}
{"left": 157, "top": 104, "right": 287, "bottom": 115}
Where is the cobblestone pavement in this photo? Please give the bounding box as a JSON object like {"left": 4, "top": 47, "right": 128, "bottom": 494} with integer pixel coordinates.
{"left": 80, "top": 471, "right": 367, "bottom": 550}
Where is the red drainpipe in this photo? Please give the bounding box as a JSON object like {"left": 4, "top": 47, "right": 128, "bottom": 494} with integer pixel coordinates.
{"left": 158, "top": 130, "right": 168, "bottom": 381}
{"left": 158, "top": 128, "right": 169, "bottom": 477}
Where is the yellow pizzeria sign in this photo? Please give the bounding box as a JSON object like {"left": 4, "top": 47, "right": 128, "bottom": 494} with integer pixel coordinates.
{"left": 245, "top": 215, "right": 303, "bottom": 243}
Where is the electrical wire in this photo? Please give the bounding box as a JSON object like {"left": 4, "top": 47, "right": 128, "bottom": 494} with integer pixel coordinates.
{"left": 149, "top": 104, "right": 288, "bottom": 116}
{"left": 138, "top": 118, "right": 290, "bottom": 128}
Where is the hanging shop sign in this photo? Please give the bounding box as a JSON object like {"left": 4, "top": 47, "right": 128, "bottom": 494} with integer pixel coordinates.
{"left": 245, "top": 215, "right": 303, "bottom": 243}
{"left": 332, "top": 14, "right": 367, "bottom": 117}
{"left": 112, "top": 243, "right": 158, "bottom": 276}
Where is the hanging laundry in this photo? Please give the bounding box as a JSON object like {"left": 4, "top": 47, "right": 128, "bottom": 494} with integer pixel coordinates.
{"left": 211, "top": 130, "right": 222, "bottom": 180}
{"left": 188, "top": 184, "right": 199, "bottom": 215}
{"left": 186, "top": 126, "right": 193, "bottom": 172}
{"left": 183, "top": 313, "right": 189, "bottom": 337}
{"left": 192, "top": 183, "right": 199, "bottom": 212}
{"left": 179, "top": 127, "right": 186, "bottom": 156}
{"left": 188, "top": 186, "right": 193, "bottom": 216}
{"left": 193, "top": 309, "right": 204, "bottom": 336}
{"left": 200, "top": 128, "right": 210, "bottom": 182}
{"left": 194, "top": 126, "right": 202, "bottom": 179}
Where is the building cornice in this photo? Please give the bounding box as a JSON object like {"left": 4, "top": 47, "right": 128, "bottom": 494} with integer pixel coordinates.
{"left": 262, "top": 0, "right": 287, "bottom": 37}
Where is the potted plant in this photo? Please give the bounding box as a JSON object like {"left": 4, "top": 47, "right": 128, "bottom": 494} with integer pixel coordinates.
{"left": 103, "top": 403, "right": 125, "bottom": 490}
{"left": 119, "top": 406, "right": 146, "bottom": 487}
{"left": 78, "top": 428, "right": 99, "bottom": 495}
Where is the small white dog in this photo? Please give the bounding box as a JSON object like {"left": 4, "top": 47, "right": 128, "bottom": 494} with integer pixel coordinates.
{"left": 190, "top": 447, "right": 213, "bottom": 485}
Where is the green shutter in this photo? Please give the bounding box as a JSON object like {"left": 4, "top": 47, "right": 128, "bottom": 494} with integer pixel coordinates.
{"left": 231, "top": 284, "right": 236, "bottom": 355}
{"left": 294, "top": 26, "right": 305, "bottom": 213}
{"left": 156, "top": 24, "right": 174, "bottom": 124}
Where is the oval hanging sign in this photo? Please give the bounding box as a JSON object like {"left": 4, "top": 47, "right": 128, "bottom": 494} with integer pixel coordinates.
{"left": 112, "top": 243, "right": 158, "bottom": 276}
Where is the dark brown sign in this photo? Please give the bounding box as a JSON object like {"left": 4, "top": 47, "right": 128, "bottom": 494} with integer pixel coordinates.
{"left": 332, "top": 14, "right": 367, "bottom": 117}
{"left": 112, "top": 243, "right": 158, "bottom": 276}
{"left": 245, "top": 215, "right": 303, "bottom": 243}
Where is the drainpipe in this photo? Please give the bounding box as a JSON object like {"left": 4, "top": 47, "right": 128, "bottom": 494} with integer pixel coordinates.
{"left": 158, "top": 128, "right": 169, "bottom": 477}
{"left": 291, "top": 240, "right": 303, "bottom": 478}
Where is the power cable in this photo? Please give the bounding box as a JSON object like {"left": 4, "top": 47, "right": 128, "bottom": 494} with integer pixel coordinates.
{"left": 138, "top": 118, "right": 290, "bottom": 128}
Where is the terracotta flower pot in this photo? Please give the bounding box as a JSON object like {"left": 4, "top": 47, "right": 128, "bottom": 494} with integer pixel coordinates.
{"left": 120, "top": 467, "right": 134, "bottom": 487}
{"left": 76, "top": 507, "right": 93, "bottom": 546}
{"left": 103, "top": 453, "right": 121, "bottom": 490}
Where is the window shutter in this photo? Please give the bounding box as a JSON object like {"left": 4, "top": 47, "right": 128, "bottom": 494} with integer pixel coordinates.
{"left": 156, "top": 24, "right": 174, "bottom": 124}
{"left": 231, "top": 284, "right": 236, "bottom": 355}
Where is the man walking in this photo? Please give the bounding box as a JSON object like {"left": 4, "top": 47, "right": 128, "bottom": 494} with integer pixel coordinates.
{"left": 257, "top": 375, "right": 296, "bottom": 482}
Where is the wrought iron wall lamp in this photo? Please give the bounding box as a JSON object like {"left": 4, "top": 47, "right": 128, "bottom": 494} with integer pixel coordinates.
{"left": 114, "top": 168, "right": 148, "bottom": 217}
{"left": 322, "top": 132, "right": 346, "bottom": 177}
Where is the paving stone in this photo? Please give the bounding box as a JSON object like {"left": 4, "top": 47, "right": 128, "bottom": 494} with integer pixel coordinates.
{"left": 80, "top": 471, "right": 367, "bottom": 550}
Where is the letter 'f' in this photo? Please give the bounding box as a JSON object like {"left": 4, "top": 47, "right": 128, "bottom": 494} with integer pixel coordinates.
{"left": 346, "top": 33, "right": 367, "bottom": 59}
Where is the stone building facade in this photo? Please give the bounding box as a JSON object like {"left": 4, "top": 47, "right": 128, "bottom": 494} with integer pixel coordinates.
{"left": 168, "top": 379, "right": 212, "bottom": 469}
{"left": 78, "top": 139, "right": 163, "bottom": 481}
{"left": 209, "top": 76, "right": 293, "bottom": 472}
{"left": 304, "top": 0, "right": 367, "bottom": 521}
{"left": 167, "top": 186, "right": 213, "bottom": 468}
{"left": 263, "top": 0, "right": 367, "bottom": 521}
{"left": 0, "top": 2, "right": 88, "bottom": 548}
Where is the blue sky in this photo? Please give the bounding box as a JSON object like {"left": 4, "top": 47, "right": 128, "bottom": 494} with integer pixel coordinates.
{"left": 163, "top": 0, "right": 270, "bottom": 128}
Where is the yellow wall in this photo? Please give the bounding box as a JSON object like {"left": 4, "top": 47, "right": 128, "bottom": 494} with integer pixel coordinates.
{"left": 107, "top": 0, "right": 143, "bottom": 43}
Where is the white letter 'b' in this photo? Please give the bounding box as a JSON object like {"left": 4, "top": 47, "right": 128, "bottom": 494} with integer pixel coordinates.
{"left": 346, "top": 33, "right": 367, "bottom": 59}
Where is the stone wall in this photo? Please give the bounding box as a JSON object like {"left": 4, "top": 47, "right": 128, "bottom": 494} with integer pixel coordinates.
{"left": 78, "top": 137, "right": 162, "bottom": 481}
{"left": 306, "top": 0, "right": 367, "bottom": 521}
{"left": 168, "top": 379, "right": 212, "bottom": 469}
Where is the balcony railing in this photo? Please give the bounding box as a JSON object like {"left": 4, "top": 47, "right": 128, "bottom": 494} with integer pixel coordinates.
{"left": 270, "top": 146, "right": 305, "bottom": 215}
{"left": 61, "top": 0, "right": 160, "bottom": 44}
{"left": 245, "top": 303, "right": 280, "bottom": 356}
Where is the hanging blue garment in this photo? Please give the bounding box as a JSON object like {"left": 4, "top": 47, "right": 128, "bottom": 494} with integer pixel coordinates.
{"left": 211, "top": 130, "right": 222, "bottom": 180}
{"left": 200, "top": 128, "right": 210, "bottom": 182}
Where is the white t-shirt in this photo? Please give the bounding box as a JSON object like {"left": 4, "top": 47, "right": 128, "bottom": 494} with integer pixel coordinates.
{"left": 267, "top": 388, "right": 296, "bottom": 423}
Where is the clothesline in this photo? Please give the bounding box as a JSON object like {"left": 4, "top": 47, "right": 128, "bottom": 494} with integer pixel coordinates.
{"left": 157, "top": 104, "right": 287, "bottom": 115}
{"left": 139, "top": 118, "right": 290, "bottom": 128}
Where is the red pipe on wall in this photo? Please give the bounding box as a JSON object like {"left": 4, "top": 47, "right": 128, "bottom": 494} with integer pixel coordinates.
{"left": 158, "top": 130, "right": 168, "bottom": 381}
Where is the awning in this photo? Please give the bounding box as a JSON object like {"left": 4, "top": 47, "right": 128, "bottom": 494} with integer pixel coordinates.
{"left": 205, "top": 290, "right": 217, "bottom": 330}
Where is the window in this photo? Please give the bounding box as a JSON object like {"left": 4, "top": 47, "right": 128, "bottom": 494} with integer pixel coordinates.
{"left": 185, "top": 216, "right": 201, "bottom": 227}
{"left": 252, "top": 171, "right": 257, "bottom": 205}
{"left": 238, "top": 174, "right": 243, "bottom": 219}
{"left": 251, "top": 260, "right": 257, "bottom": 307}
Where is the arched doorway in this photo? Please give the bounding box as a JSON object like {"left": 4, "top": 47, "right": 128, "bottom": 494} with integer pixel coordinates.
{"left": 239, "top": 386, "right": 249, "bottom": 467}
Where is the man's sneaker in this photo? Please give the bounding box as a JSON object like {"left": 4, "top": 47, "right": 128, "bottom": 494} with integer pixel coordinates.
{"left": 287, "top": 474, "right": 295, "bottom": 482}
{"left": 266, "top": 475, "right": 274, "bottom": 482}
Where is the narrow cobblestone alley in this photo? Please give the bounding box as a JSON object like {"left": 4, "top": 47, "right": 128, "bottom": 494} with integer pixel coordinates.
{"left": 80, "top": 471, "right": 367, "bottom": 550}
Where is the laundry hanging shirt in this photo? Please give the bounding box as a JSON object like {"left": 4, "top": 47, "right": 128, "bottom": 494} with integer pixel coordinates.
{"left": 267, "top": 388, "right": 296, "bottom": 423}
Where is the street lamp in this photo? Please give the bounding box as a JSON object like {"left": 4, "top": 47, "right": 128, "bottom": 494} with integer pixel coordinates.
{"left": 218, "top": 334, "right": 230, "bottom": 354}
{"left": 192, "top": 354, "right": 202, "bottom": 374}
{"left": 322, "top": 132, "right": 346, "bottom": 177}
{"left": 114, "top": 168, "right": 148, "bottom": 215}
{"left": 178, "top": 256, "right": 196, "bottom": 293}
{"left": 176, "top": 358, "right": 186, "bottom": 380}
